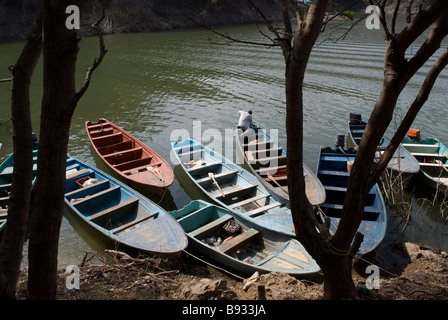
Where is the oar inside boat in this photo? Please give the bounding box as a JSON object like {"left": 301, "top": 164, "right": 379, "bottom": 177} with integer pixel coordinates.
{"left": 208, "top": 172, "right": 225, "bottom": 197}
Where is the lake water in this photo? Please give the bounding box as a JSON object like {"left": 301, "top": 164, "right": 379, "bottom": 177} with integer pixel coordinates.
{"left": 1, "top": 18, "right": 447, "bottom": 268}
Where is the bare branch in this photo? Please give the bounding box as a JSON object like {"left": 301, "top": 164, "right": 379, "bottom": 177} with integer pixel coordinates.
{"left": 391, "top": 0, "right": 402, "bottom": 34}
{"left": 75, "top": 0, "right": 108, "bottom": 103}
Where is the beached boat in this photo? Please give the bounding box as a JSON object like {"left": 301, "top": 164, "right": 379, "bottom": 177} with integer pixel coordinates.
{"left": 0, "top": 143, "right": 38, "bottom": 232}
{"left": 236, "top": 123, "right": 325, "bottom": 205}
{"left": 170, "top": 200, "right": 320, "bottom": 277}
{"left": 171, "top": 138, "right": 297, "bottom": 238}
{"left": 401, "top": 129, "right": 448, "bottom": 195}
{"left": 85, "top": 118, "right": 174, "bottom": 198}
{"left": 316, "top": 145, "right": 387, "bottom": 255}
{"left": 348, "top": 113, "right": 420, "bottom": 186}
{"left": 64, "top": 155, "right": 187, "bottom": 257}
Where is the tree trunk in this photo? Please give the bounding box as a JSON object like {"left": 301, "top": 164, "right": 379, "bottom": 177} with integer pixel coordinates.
{"left": 0, "top": 8, "right": 42, "bottom": 300}
{"left": 27, "top": 0, "right": 87, "bottom": 300}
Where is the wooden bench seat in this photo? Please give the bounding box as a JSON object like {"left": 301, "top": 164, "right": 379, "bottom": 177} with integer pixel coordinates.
{"left": 256, "top": 165, "right": 287, "bottom": 176}
{"left": 188, "top": 214, "right": 233, "bottom": 238}
{"left": 229, "top": 194, "right": 270, "bottom": 208}
{"left": 111, "top": 211, "right": 159, "bottom": 235}
{"left": 89, "top": 198, "right": 139, "bottom": 223}
{"left": 219, "top": 228, "right": 259, "bottom": 254}
{"left": 72, "top": 186, "right": 119, "bottom": 206}
{"left": 248, "top": 202, "right": 282, "bottom": 217}
{"left": 66, "top": 169, "right": 90, "bottom": 180}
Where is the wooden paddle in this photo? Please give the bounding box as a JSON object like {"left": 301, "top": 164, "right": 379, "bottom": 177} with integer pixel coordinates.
{"left": 147, "top": 166, "right": 165, "bottom": 182}
{"left": 208, "top": 172, "right": 225, "bottom": 197}
{"left": 267, "top": 174, "right": 289, "bottom": 194}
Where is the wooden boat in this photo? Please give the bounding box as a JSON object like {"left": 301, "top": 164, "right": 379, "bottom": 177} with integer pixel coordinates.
{"left": 171, "top": 138, "right": 297, "bottom": 238}
{"left": 236, "top": 123, "right": 325, "bottom": 205}
{"left": 401, "top": 129, "right": 448, "bottom": 195}
{"left": 0, "top": 143, "right": 38, "bottom": 232}
{"left": 85, "top": 118, "right": 174, "bottom": 199}
{"left": 170, "top": 200, "right": 320, "bottom": 277}
{"left": 348, "top": 112, "right": 420, "bottom": 187}
{"left": 316, "top": 145, "right": 387, "bottom": 255}
{"left": 64, "top": 155, "right": 187, "bottom": 257}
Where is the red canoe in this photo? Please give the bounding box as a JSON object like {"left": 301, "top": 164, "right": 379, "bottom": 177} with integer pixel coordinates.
{"left": 85, "top": 118, "right": 174, "bottom": 198}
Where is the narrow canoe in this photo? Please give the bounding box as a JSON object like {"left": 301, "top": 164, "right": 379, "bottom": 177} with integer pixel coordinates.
{"left": 235, "top": 123, "right": 325, "bottom": 206}
{"left": 401, "top": 129, "right": 448, "bottom": 195}
{"left": 170, "top": 200, "right": 320, "bottom": 277}
{"left": 348, "top": 112, "right": 420, "bottom": 187}
{"left": 85, "top": 118, "right": 174, "bottom": 199}
{"left": 64, "top": 155, "right": 187, "bottom": 258}
{"left": 171, "top": 138, "right": 297, "bottom": 238}
{"left": 316, "top": 146, "right": 387, "bottom": 255}
{"left": 0, "top": 143, "right": 38, "bottom": 232}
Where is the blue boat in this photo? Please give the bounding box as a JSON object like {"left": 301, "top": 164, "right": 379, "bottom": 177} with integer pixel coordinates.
{"left": 171, "top": 138, "right": 300, "bottom": 239}
{"left": 170, "top": 200, "right": 320, "bottom": 277}
{"left": 0, "top": 143, "right": 39, "bottom": 232}
{"left": 65, "top": 155, "right": 188, "bottom": 258}
{"left": 316, "top": 145, "right": 387, "bottom": 255}
{"left": 401, "top": 129, "right": 448, "bottom": 195}
{"left": 235, "top": 123, "right": 325, "bottom": 206}
{"left": 348, "top": 112, "right": 420, "bottom": 187}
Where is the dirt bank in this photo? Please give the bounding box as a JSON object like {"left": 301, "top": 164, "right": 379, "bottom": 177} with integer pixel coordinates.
{"left": 14, "top": 241, "right": 448, "bottom": 301}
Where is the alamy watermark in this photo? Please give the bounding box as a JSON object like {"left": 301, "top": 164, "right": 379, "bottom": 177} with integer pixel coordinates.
{"left": 365, "top": 5, "right": 381, "bottom": 30}
{"left": 66, "top": 5, "right": 80, "bottom": 30}
{"left": 65, "top": 265, "right": 80, "bottom": 290}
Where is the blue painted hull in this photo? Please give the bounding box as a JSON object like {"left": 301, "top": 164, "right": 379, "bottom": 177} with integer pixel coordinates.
{"left": 171, "top": 138, "right": 296, "bottom": 238}
{"left": 316, "top": 147, "right": 387, "bottom": 255}
{"left": 170, "top": 200, "right": 320, "bottom": 277}
{"left": 65, "top": 155, "right": 188, "bottom": 257}
{"left": 0, "top": 144, "right": 38, "bottom": 232}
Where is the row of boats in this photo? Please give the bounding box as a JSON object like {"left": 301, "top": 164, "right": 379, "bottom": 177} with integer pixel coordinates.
{"left": 0, "top": 113, "right": 447, "bottom": 278}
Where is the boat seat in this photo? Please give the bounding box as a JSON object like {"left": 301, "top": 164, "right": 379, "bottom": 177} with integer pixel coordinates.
{"left": 91, "top": 132, "right": 123, "bottom": 147}
{"left": 0, "top": 209, "right": 8, "bottom": 219}
{"left": 177, "top": 149, "right": 203, "bottom": 161}
{"left": 111, "top": 211, "right": 159, "bottom": 235}
{"left": 88, "top": 126, "right": 114, "bottom": 138}
{"left": 411, "top": 152, "right": 447, "bottom": 158}
{"left": 88, "top": 198, "right": 139, "bottom": 223}
{"left": 188, "top": 214, "right": 233, "bottom": 239}
{"left": 256, "top": 165, "right": 287, "bottom": 176}
{"left": 65, "top": 179, "right": 110, "bottom": 198}
{"left": 103, "top": 147, "right": 143, "bottom": 164}
{"left": 216, "top": 184, "right": 257, "bottom": 199}
{"left": 248, "top": 147, "right": 282, "bottom": 157}
{"left": 97, "top": 140, "right": 134, "bottom": 156}
{"left": 228, "top": 194, "right": 270, "bottom": 208}
{"left": 318, "top": 169, "right": 350, "bottom": 177}
{"left": 419, "top": 162, "right": 448, "bottom": 168}
{"left": 254, "top": 155, "right": 287, "bottom": 166}
{"left": 0, "top": 196, "right": 10, "bottom": 207}
{"left": 188, "top": 161, "right": 222, "bottom": 176}
{"left": 87, "top": 122, "right": 112, "bottom": 130}
{"left": 196, "top": 169, "right": 238, "bottom": 187}
{"left": 247, "top": 202, "right": 282, "bottom": 217}
{"left": 122, "top": 162, "right": 162, "bottom": 175}
{"left": 72, "top": 186, "right": 120, "bottom": 206}
{"left": 66, "top": 169, "right": 90, "bottom": 180}
{"left": 0, "top": 183, "right": 12, "bottom": 190}
{"left": 219, "top": 228, "right": 259, "bottom": 254}
{"left": 113, "top": 156, "right": 153, "bottom": 171}
{"left": 244, "top": 140, "right": 271, "bottom": 149}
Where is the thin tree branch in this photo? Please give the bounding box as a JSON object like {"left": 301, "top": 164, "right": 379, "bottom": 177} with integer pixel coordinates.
{"left": 391, "top": 0, "right": 402, "bottom": 35}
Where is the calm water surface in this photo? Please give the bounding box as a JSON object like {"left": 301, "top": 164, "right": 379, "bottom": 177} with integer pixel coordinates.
{"left": 0, "top": 20, "right": 447, "bottom": 267}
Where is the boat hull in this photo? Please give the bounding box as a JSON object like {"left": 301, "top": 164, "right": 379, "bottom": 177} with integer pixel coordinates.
{"left": 170, "top": 200, "right": 320, "bottom": 278}
{"left": 85, "top": 118, "right": 174, "bottom": 199}
{"left": 316, "top": 146, "right": 387, "bottom": 255}
{"left": 65, "top": 155, "right": 187, "bottom": 258}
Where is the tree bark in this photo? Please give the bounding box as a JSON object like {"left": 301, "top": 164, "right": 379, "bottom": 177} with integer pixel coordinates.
{"left": 0, "top": 7, "right": 43, "bottom": 300}
{"left": 27, "top": 0, "right": 89, "bottom": 300}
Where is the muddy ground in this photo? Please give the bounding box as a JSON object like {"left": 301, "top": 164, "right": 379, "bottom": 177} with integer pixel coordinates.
{"left": 15, "top": 241, "right": 448, "bottom": 301}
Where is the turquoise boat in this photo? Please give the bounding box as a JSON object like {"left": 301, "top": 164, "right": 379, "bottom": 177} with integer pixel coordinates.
{"left": 0, "top": 143, "right": 38, "bottom": 232}
{"left": 170, "top": 200, "right": 320, "bottom": 277}
{"left": 316, "top": 145, "right": 387, "bottom": 255}
{"left": 401, "top": 129, "right": 448, "bottom": 195}
{"left": 348, "top": 113, "right": 420, "bottom": 187}
{"left": 235, "top": 123, "right": 325, "bottom": 206}
{"left": 65, "top": 155, "right": 188, "bottom": 258}
{"left": 171, "top": 138, "right": 297, "bottom": 238}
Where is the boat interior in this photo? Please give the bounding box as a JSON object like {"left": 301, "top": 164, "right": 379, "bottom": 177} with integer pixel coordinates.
{"left": 174, "top": 143, "right": 285, "bottom": 219}
{"left": 317, "top": 148, "right": 381, "bottom": 222}
{"left": 170, "top": 201, "right": 311, "bottom": 272}
{"left": 86, "top": 120, "right": 162, "bottom": 176}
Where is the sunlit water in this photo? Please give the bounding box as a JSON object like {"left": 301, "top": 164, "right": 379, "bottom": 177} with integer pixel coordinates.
{"left": 1, "top": 18, "right": 447, "bottom": 268}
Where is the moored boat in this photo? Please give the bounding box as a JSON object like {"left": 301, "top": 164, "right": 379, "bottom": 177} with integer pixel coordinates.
{"left": 316, "top": 142, "right": 387, "bottom": 255}
{"left": 171, "top": 138, "right": 296, "bottom": 238}
{"left": 348, "top": 112, "right": 420, "bottom": 187}
{"left": 170, "top": 200, "right": 320, "bottom": 277}
{"left": 64, "top": 155, "right": 187, "bottom": 258}
{"left": 235, "top": 123, "right": 325, "bottom": 206}
{"left": 0, "top": 142, "right": 38, "bottom": 232}
{"left": 85, "top": 118, "right": 174, "bottom": 199}
{"left": 401, "top": 129, "right": 448, "bottom": 195}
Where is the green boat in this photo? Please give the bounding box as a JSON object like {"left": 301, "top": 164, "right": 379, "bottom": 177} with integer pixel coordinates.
{"left": 170, "top": 200, "right": 320, "bottom": 277}
{"left": 0, "top": 142, "right": 39, "bottom": 232}
{"left": 401, "top": 129, "right": 448, "bottom": 195}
